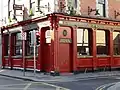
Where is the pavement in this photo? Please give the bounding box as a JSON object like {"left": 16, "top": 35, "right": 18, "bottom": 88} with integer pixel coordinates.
{"left": 1, "top": 68, "right": 120, "bottom": 83}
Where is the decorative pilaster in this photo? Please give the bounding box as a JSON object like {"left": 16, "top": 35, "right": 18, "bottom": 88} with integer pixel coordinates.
{"left": 92, "top": 28, "right": 97, "bottom": 70}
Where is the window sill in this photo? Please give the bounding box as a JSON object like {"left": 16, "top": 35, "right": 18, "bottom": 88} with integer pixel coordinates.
{"left": 113, "top": 55, "right": 120, "bottom": 57}
{"left": 12, "top": 56, "right": 22, "bottom": 58}
{"left": 4, "top": 56, "right": 9, "bottom": 58}
{"left": 77, "top": 55, "right": 93, "bottom": 58}
{"left": 25, "top": 56, "right": 38, "bottom": 58}
{"left": 97, "top": 55, "right": 110, "bottom": 57}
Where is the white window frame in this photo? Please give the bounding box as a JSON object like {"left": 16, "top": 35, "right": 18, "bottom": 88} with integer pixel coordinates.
{"left": 65, "top": 0, "right": 81, "bottom": 15}
{"left": 96, "top": 0, "right": 108, "bottom": 17}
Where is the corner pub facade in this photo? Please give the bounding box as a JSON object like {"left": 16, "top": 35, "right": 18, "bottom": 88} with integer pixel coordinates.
{"left": 2, "top": 0, "right": 120, "bottom": 74}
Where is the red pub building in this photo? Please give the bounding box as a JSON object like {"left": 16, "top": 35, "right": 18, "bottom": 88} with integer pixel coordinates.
{"left": 1, "top": 0, "right": 120, "bottom": 74}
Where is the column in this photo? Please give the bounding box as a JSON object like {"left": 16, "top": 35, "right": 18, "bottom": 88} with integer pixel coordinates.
{"left": 92, "top": 28, "right": 97, "bottom": 70}
{"left": 109, "top": 29, "right": 113, "bottom": 68}
{"left": 72, "top": 26, "right": 78, "bottom": 73}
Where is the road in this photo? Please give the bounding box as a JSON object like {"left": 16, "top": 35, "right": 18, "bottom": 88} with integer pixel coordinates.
{"left": 0, "top": 75, "right": 120, "bottom": 90}
{"left": 0, "top": 75, "right": 68, "bottom": 90}
{"left": 50, "top": 76, "right": 120, "bottom": 90}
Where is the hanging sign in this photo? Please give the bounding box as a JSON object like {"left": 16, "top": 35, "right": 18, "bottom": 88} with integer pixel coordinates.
{"left": 13, "top": 4, "right": 23, "bottom": 10}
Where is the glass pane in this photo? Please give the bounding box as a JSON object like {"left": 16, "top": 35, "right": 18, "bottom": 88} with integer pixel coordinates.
{"left": 96, "top": 30, "right": 107, "bottom": 55}
{"left": 74, "top": 0, "right": 77, "bottom": 8}
{"left": 97, "top": 4, "right": 104, "bottom": 16}
{"left": 16, "top": 46, "right": 22, "bottom": 55}
{"left": 113, "top": 31, "right": 120, "bottom": 55}
{"left": 15, "top": 33, "right": 22, "bottom": 55}
{"left": 77, "top": 46, "right": 89, "bottom": 55}
{"left": 96, "top": 30, "right": 105, "bottom": 44}
{"left": 114, "top": 44, "right": 120, "bottom": 55}
{"left": 113, "top": 32, "right": 120, "bottom": 44}
{"left": 4, "top": 35, "right": 9, "bottom": 56}
{"left": 77, "top": 29, "right": 88, "bottom": 43}
{"left": 98, "top": 0, "right": 105, "bottom": 4}
{"left": 16, "top": 33, "right": 22, "bottom": 40}
{"left": 97, "top": 46, "right": 107, "bottom": 55}
{"left": 26, "top": 30, "right": 39, "bottom": 56}
{"left": 16, "top": 40, "right": 22, "bottom": 45}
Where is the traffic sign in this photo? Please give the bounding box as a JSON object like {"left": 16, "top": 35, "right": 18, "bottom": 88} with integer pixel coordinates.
{"left": 21, "top": 31, "right": 26, "bottom": 40}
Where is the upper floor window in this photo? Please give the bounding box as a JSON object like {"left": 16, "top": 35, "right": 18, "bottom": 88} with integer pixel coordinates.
{"left": 29, "top": 0, "right": 35, "bottom": 16}
{"left": 66, "top": 0, "right": 80, "bottom": 15}
{"left": 97, "top": 0, "right": 107, "bottom": 17}
{"left": 74, "top": 0, "right": 77, "bottom": 9}
{"left": 37, "top": 0, "right": 40, "bottom": 12}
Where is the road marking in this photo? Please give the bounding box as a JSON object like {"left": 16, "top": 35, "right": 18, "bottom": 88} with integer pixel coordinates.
{"left": 0, "top": 81, "right": 69, "bottom": 90}
{"left": 0, "top": 83, "right": 28, "bottom": 87}
{"left": 38, "top": 82, "right": 70, "bottom": 90}
{"left": 0, "top": 88, "right": 23, "bottom": 89}
{"left": 95, "top": 82, "right": 116, "bottom": 90}
{"left": 0, "top": 70, "right": 4, "bottom": 72}
{"left": 23, "top": 82, "right": 32, "bottom": 90}
{"left": 99, "top": 86, "right": 106, "bottom": 90}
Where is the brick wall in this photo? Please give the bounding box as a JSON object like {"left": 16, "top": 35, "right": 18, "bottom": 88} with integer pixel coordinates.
{"left": 81, "top": 0, "right": 96, "bottom": 16}
{"left": 80, "top": 0, "right": 120, "bottom": 20}
{"left": 108, "top": 0, "right": 120, "bottom": 19}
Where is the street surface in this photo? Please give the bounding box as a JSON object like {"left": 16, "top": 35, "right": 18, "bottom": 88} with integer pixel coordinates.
{"left": 50, "top": 76, "right": 120, "bottom": 90}
{"left": 0, "top": 75, "right": 68, "bottom": 90}
{"left": 0, "top": 75, "right": 120, "bottom": 90}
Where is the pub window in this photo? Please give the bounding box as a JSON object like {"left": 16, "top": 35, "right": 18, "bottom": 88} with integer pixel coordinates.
{"left": 77, "top": 28, "right": 92, "bottom": 56}
{"left": 4, "top": 34, "right": 9, "bottom": 56}
{"left": 96, "top": 30, "right": 108, "bottom": 55}
{"left": 15, "top": 33, "right": 22, "bottom": 56}
{"left": 26, "top": 30, "right": 39, "bottom": 56}
{"left": 97, "top": 0, "right": 106, "bottom": 17}
{"left": 113, "top": 31, "right": 120, "bottom": 55}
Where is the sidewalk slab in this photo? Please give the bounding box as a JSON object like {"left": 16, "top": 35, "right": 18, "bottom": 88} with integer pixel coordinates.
{"left": 0, "top": 69, "right": 120, "bottom": 82}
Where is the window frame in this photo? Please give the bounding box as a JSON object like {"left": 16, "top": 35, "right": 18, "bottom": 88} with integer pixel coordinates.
{"left": 4, "top": 34, "right": 9, "bottom": 56}
{"left": 96, "top": 29, "right": 109, "bottom": 55}
{"left": 26, "top": 29, "right": 39, "bottom": 56}
{"left": 14, "top": 32, "right": 22, "bottom": 56}
{"left": 113, "top": 31, "right": 120, "bottom": 55}
{"left": 97, "top": 0, "right": 106, "bottom": 17}
{"left": 77, "top": 28, "right": 92, "bottom": 57}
